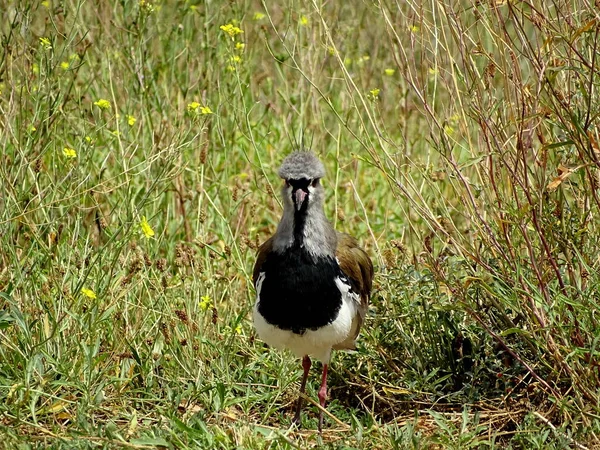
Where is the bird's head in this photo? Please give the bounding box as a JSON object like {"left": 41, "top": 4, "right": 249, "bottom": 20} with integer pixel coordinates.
{"left": 278, "top": 152, "right": 326, "bottom": 213}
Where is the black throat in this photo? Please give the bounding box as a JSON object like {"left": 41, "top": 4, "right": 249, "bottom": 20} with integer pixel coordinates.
{"left": 293, "top": 207, "right": 307, "bottom": 246}
{"left": 290, "top": 178, "right": 310, "bottom": 247}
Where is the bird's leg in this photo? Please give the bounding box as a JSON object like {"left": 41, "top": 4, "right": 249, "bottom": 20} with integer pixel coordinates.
{"left": 317, "top": 363, "right": 328, "bottom": 432}
{"left": 292, "top": 355, "right": 311, "bottom": 425}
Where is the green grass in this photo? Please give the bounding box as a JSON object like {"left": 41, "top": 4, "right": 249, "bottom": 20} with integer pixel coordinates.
{"left": 1, "top": 0, "right": 600, "bottom": 448}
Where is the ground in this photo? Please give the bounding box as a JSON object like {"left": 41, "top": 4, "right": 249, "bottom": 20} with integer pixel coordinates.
{"left": 1, "top": 0, "right": 599, "bottom": 448}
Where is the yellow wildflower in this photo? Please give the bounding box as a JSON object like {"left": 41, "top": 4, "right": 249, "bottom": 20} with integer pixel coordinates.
{"left": 187, "top": 102, "right": 200, "bottom": 112}
{"left": 139, "top": 0, "right": 155, "bottom": 12}
{"left": 61, "top": 61, "right": 70, "bottom": 70}
{"left": 140, "top": 216, "right": 155, "bottom": 238}
{"left": 428, "top": 67, "right": 438, "bottom": 75}
{"left": 126, "top": 115, "right": 136, "bottom": 126}
{"left": 81, "top": 288, "right": 97, "bottom": 299}
{"left": 32, "top": 63, "right": 39, "bottom": 75}
{"left": 199, "top": 295, "right": 212, "bottom": 311}
{"left": 369, "top": 88, "right": 380, "bottom": 98}
{"left": 234, "top": 324, "right": 242, "bottom": 334}
{"left": 444, "top": 125, "right": 455, "bottom": 136}
{"left": 357, "top": 55, "right": 370, "bottom": 66}
{"left": 62, "top": 147, "right": 77, "bottom": 158}
{"left": 94, "top": 99, "right": 111, "bottom": 110}
{"left": 188, "top": 102, "right": 212, "bottom": 116}
{"left": 384, "top": 68, "right": 395, "bottom": 76}
{"left": 230, "top": 55, "right": 242, "bottom": 64}
{"left": 410, "top": 25, "right": 420, "bottom": 33}
{"left": 220, "top": 23, "right": 243, "bottom": 39}
{"left": 253, "top": 12, "right": 265, "bottom": 20}
{"left": 235, "top": 42, "right": 245, "bottom": 51}
{"left": 41, "top": 0, "right": 50, "bottom": 7}
{"left": 28, "top": 125, "right": 37, "bottom": 132}
{"left": 299, "top": 15, "right": 309, "bottom": 26}
{"left": 85, "top": 136, "right": 92, "bottom": 143}
{"left": 226, "top": 65, "right": 236, "bottom": 72}
{"left": 39, "top": 37, "right": 52, "bottom": 50}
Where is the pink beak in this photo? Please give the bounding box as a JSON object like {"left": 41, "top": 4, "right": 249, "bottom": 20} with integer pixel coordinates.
{"left": 294, "top": 189, "right": 307, "bottom": 210}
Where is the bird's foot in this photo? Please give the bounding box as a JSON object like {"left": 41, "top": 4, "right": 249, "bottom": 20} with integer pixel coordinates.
{"left": 292, "top": 406, "right": 302, "bottom": 427}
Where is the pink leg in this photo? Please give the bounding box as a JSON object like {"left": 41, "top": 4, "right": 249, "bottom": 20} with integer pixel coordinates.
{"left": 292, "top": 355, "right": 311, "bottom": 424}
{"left": 318, "top": 363, "right": 328, "bottom": 432}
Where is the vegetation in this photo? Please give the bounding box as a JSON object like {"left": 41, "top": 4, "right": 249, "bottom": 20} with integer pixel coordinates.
{"left": 1, "top": 0, "right": 599, "bottom": 448}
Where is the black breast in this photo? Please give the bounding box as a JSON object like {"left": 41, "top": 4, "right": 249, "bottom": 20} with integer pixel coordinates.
{"left": 257, "top": 247, "right": 342, "bottom": 334}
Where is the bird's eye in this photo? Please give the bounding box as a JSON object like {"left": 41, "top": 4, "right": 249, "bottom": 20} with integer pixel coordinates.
{"left": 311, "top": 178, "right": 319, "bottom": 187}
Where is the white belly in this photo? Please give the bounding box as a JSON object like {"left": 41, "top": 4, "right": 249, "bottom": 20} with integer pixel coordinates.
{"left": 253, "top": 275, "right": 358, "bottom": 363}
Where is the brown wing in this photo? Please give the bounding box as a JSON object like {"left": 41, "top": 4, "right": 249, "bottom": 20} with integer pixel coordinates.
{"left": 253, "top": 236, "right": 274, "bottom": 286}
{"left": 336, "top": 232, "right": 374, "bottom": 304}
{"left": 334, "top": 232, "right": 374, "bottom": 349}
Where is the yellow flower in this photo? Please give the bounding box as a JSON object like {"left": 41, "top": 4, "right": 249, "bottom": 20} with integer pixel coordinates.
{"left": 32, "top": 63, "right": 39, "bottom": 75}
{"left": 235, "top": 42, "right": 245, "bottom": 51}
{"left": 41, "top": 0, "right": 50, "bottom": 7}
{"left": 62, "top": 147, "right": 77, "bottom": 158}
{"left": 428, "top": 67, "right": 438, "bottom": 75}
{"left": 253, "top": 12, "right": 265, "bottom": 20}
{"left": 126, "top": 115, "right": 136, "bottom": 126}
{"left": 81, "top": 288, "right": 97, "bottom": 299}
{"left": 299, "top": 15, "right": 309, "bottom": 26}
{"left": 139, "top": 0, "right": 155, "bottom": 12}
{"left": 94, "top": 99, "right": 111, "bottom": 110}
{"left": 140, "top": 216, "right": 155, "bottom": 238}
{"left": 369, "top": 88, "right": 380, "bottom": 98}
{"left": 234, "top": 324, "right": 242, "bottom": 334}
{"left": 187, "top": 102, "right": 200, "bottom": 112}
{"left": 444, "top": 125, "right": 455, "bottom": 136}
{"left": 39, "top": 37, "right": 52, "bottom": 50}
{"left": 60, "top": 61, "right": 70, "bottom": 70}
{"left": 188, "top": 102, "right": 212, "bottom": 116}
{"left": 226, "top": 65, "right": 236, "bottom": 72}
{"left": 410, "top": 25, "right": 420, "bottom": 33}
{"left": 357, "top": 55, "right": 370, "bottom": 66}
{"left": 230, "top": 55, "right": 242, "bottom": 64}
{"left": 199, "top": 295, "right": 212, "bottom": 311}
{"left": 85, "top": 136, "right": 92, "bottom": 143}
{"left": 28, "top": 125, "right": 37, "bottom": 132}
{"left": 220, "top": 23, "right": 243, "bottom": 39}
{"left": 384, "top": 68, "right": 395, "bottom": 76}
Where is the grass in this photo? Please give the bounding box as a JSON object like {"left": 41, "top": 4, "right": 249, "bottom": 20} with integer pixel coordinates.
{"left": 1, "top": 0, "right": 600, "bottom": 448}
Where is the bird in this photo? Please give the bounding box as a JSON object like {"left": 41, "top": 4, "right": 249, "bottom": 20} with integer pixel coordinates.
{"left": 252, "top": 151, "right": 374, "bottom": 431}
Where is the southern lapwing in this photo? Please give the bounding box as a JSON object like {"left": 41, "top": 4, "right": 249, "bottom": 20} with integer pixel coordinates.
{"left": 252, "top": 151, "right": 374, "bottom": 431}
